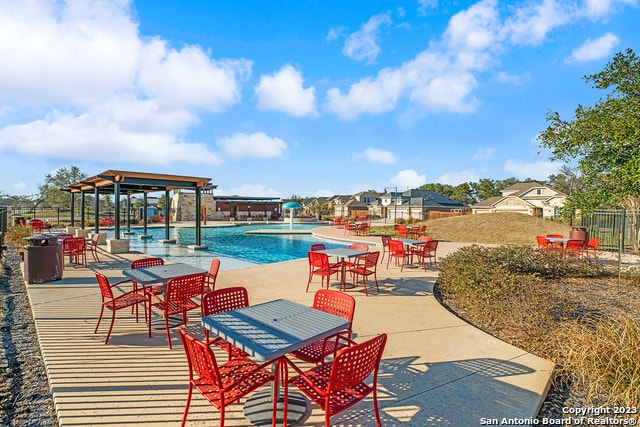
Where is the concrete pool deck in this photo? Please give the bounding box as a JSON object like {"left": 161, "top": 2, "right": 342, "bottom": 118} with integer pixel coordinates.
{"left": 24, "top": 224, "right": 554, "bottom": 426}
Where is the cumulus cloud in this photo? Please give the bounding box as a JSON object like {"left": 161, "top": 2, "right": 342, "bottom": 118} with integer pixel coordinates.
{"left": 217, "top": 132, "right": 287, "bottom": 159}
{"left": 565, "top": 33, "right": 620, "bottom": 63}
{"left": 418, "top": 0, "right": 439, "bottom": 16}
{"left": 504, "top": 159, "right": 560, "bottom": 180}
{"left": 438, "top": 170, "right": 479, "bottom": 185}
{"left": 388, "top": 169, "right": 426, "bottom": 189}
{"left": 325, "top": 0, "right": 635, "bottom": 120}
{"left": 342, "top": 12, "right": 392, "bottom": 64}
{"left": 254, "top": 65, "right": 317, "bottom": 116}
{"left": 0, "top": 109, "right": 223, "bottom": 165}
{"left": 0, "top": 1, "right": 250, "bottom": 165}
{"left": 363, "top": 148, "right": 397, "bottom": 164}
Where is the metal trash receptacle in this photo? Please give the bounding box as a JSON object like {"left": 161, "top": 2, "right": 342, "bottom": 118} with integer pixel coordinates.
{"left": 569, "top": 226, "right": 588, "bottom": 244}
{"left": 23, "top": 234, "right": 62, "bottom": 283}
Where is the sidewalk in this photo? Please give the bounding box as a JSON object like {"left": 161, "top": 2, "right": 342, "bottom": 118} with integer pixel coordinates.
{"left": 25, "top": 227, "right": 554, "bottom": 426}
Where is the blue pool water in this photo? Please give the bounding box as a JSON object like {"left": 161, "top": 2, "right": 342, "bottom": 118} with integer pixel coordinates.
{"left": 125, "top": 224, "right": 344, "bottom": 271}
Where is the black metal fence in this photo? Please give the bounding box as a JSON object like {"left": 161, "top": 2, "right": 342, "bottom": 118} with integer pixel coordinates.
{"left": 2, "top": 206, "right": 144, "bottom": 227}
{"left": 581, "top": 209, "right": 640, "bottom": 253}
{"left": 0, "top": 206, "right": 7, "bottom": 258}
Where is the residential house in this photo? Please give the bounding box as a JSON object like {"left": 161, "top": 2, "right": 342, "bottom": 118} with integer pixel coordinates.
{"left": 376, "top": 189, "right": 467, "bottom": 221}
{"left": 471, "top": 181, "right": 566, "bottom": 219}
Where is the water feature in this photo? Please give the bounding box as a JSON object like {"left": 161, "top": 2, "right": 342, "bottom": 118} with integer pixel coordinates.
{"left": 124, "top": 224, "right": 343, "bottom": 271}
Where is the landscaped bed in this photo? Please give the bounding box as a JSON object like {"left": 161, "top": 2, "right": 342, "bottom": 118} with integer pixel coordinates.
{"left": 435, "top": 244, "right": 640, "bottom": 421}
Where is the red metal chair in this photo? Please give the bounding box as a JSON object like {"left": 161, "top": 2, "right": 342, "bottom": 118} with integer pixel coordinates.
{"left": 204, "top": 258, "right": 221, "bottom": 293}
{"left": 380, "top": 236, "right": 391, "bottom": 264}
{"left": 93, "top": 271, "right": 148, "bottom": 344}
{"left": 386, "top": 239, "right": 407, "bottom": 270}
{"left": 349, "top": 251, "right": 380, "bottom": 296}
{"left": 409, "top": 240, "right": 439, "bottom": 270}
{"left": 149, "top": 272, "right": 206, "bottom": 349}
{"left": 396, "top": 224, "right": 408, "bottom": 239}
{"left": 310, "top": 243, "right": 326, "bottom": 251}
{"left": 546, "top": 234, "right": 564, "bottom": 252}
{"left": 565, "top": 239, "right": 586, "bottom": 262}
{"left": 290, "top": 289, "right": 356, "bottom": 364}
{"left": 585, "top": 237, "right": 599, "bottom": 260}
{"left": 201, "top": 287, "right": 249, "bottom": 360}
{"left": 87, "top": 233, "right": 101, "bottom": 262}
{"left": 178, "top": 327, "right": 275, "bottom": 427}
{"left": 343, "top": 222, "right": 358, "bottom": 235}
{"left": 130, "top": 257, "right": 165, "bottom": 297}
{"left": 62, "top": 237, "right": 87, "bottom": 269}
{"left": 287, "top": 333, "right": 388, "bottom": 427}
{"left": 358, "top": 222, "right": 370, "bottom": 235}
{"left": 306, "top": 251, "right": 341, "bottom": 292}
{"left": 536, "top": 235, "right": 551, "bottom": 252}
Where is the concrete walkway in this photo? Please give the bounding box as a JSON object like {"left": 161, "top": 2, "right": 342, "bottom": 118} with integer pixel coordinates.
{"left": 25, "top": 225, "right": 554, "bottom": 426}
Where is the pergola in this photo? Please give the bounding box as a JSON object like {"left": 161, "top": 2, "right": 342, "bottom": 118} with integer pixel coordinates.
{"left": 65, "top": 170, "right": 213, "bottom": 246}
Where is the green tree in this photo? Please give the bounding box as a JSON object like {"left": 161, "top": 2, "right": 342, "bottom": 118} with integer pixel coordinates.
{"left": 37, "top": 165, "right": 87, "bottom": 207}
{"left": 538, "top": 48, "right": 640, "bottom": 212}
{"left": 470, "top": 178, "right": 500, "bottom": 201}
{"left": 547, "top": 165, "right": 583, "bottom": 196}
{"left": 418, "top": 183, "right": 455, "bottom": 198}
{"left": 450, "top": 183, "right": 476, "bottom": 205}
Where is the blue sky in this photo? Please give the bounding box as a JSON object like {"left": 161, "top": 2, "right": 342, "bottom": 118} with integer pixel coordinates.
{"left": 1, "top": 0, "right": 639, "bottom": 199}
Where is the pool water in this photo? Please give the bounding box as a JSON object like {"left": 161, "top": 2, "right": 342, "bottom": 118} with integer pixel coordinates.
{"left": 125, "top": 224, "right": 343, "bottom": 271}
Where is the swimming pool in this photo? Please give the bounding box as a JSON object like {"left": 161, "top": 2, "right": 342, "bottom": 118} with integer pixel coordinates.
{"left": 125, "top": 224, "right": 344, "bottom": 271}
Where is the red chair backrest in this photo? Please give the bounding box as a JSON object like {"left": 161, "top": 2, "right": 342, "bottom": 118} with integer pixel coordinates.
{"left": 587, "top": 237, "right": 599, "bottom": 249}
{"left": 208, "top": 258, "right": 221, "bottom": 277}
{"left": 202, "top": 286, "right": 249, "bottom": 316}
{"left": 179, "top": 327, "right": 223, "bottom": 388}
{"left": 361, "top": 251, "right": 380, "bottom": 267}
{"left": 381, "top": 236, "right": 391, "bottom": 247}
{"left": 313, "top": 289, "right": 355, "bottom": 326}
{"left": 418, "top": 235, "right": 433, "bottom": 242}
{"left": 90, "top": 233, "right": 101, "bottom": 246}
{"left": 388, "top": 240, "right": 405, "bottom": 253}
{"left": 426, "top": 240, "right": 438, "bottom": 253}
{"left": 131, "top": 257, "right": 164, "bottom": 269}
{"left": 308, "top": 251, "right": 329, "bottom": 268}
{"left": 546, "top": 234, "right": 563, "bottom": 238}
{"left": 166, "top": 273, "right": 205, "bottom": 303}
{"left": 63, "top": 237, "right": 86, "bottom": 252}
{"left": 94, "top": 271, "right": 115, "bottom": 300}
{"left": 310, "top": 243, "right": 326, "bottom": 251}
{"left": 328, "top": 333, "right": 387, "bottom": 394}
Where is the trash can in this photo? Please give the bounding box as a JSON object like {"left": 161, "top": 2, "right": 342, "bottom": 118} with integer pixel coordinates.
{"left": 569, "top": 226, "right": 588, "bottom": 244}
{"left": 23, "top": 234, "right": 63, "bottom": 283}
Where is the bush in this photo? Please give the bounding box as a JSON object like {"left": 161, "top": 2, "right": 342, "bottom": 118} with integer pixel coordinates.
{"left": 3, "top": 226, "right": 33, "bottom": 248}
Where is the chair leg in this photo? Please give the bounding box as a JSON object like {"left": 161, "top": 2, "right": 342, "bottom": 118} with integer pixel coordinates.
{"left": 180, "top": 385, "right": 193, "bottom": 427}
{"left": 165, "top": 313, "right": 172, "bottom": 349}
{"left": 94, "top": 304, "right": 105, "bottom": 334}
{"left": 105, "top": 309, "right": 116, "bottom": 344}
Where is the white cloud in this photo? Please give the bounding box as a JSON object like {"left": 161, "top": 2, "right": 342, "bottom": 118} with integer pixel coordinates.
{"left": 438, "top": 171, "right": 479, "bottom": 185}
{"left": 472, "top": 146, "right": 495, "bottom": 161}
{"left": 342, "top": 12, "right": 392, "bottom": 64}
{"left": 363, "top": 148, "right": 397, "bottom": 164}
{"left": 326, "top": 26, "right": 347, "bottom": 42}
{"left": 0, "top": 1, "right": 250, "bottom": 166}
{"left": 12, "top": 182, "right": 28, "bottom": 192}
{"left": 218, "top": 132, "right": 287, "bottom": 159}
{"left": 502, "top": 0, "right": 574, "bottom": 46}
{"left": 138, "top": 40, "right": 251, "bottom": 111}
{"left": 504, "top": 159, "right": 560, "bottom": 180}
{"left": 418, "top": 0, "right": 438, "bottom": 16}
{"left": 254, "top": 65, "right": 317, "bottom": 116}
{"left": 0, "top": 109, "right": 223, "bottom": 165}
{"left": 581, "top": 0, "right": 637, "bottom": 20}
{"left": 388, "top": 169, "right": 426, "bottom": 189}
{"left": 565, "top": 33, "right": 620, "bottom": 63}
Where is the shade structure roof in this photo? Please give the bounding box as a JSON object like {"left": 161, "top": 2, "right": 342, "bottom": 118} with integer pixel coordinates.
{"left": 65, "top": 170, "right": 213, "bottom": 194}
{"left": 282, "top": 201, "right": 302, "bottom": 209}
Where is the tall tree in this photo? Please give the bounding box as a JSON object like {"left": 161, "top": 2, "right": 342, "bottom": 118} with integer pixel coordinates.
{"left": 450, "top": 183, "right": 476, "bottom": 205}
{"left": 547, "top": 165, "right": 583, "bottom": 196}
{"left": 418, "top": 183, "right": 455, "bottom": 198}
{"left": 538, "top": 48, "right": 640, "bottom": 213}
{"left": 37, "top": 165, "right": 87, "bottom": 207}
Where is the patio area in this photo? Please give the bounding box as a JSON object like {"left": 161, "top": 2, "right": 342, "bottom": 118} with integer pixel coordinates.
{"left": 24, "top": 231, "right": 554, "bottom": 426}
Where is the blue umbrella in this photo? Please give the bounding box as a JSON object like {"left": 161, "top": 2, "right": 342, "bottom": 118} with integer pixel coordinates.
{"left": 282, "top": 202, "right": 302, "bottom": 228}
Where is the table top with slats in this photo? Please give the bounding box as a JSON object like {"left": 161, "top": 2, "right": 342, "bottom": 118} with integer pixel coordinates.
{"left": 202, "top": 299, "right": 350, "bottom": 361}
{"left": 121, "top": 263, "right": 205, "bottom": 285}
